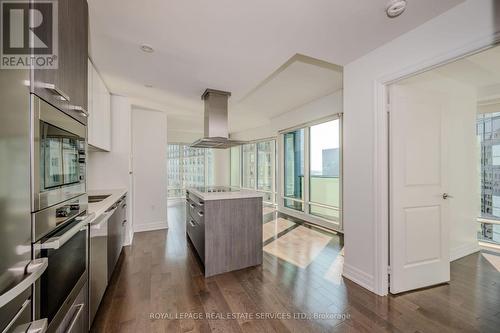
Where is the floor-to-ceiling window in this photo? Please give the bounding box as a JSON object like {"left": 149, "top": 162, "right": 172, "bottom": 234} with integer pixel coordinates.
{"left": 167, "top": 144, "right": 211, "bottom": 198}
{"left": 283, "top": 129, "right": 304, "bottom": 211}
{"left": 242, "top": 143, "right": 256, "bottom": 189}
{"left": 257, "top": 141, "right": 274, "bottom": 202}
{"left": 230, "top": 139, "right": 277, "bottom": 204}
{"left": 280, "top": 116, "right": 342, "bottom": 229}
{"left": 477, "top": 112, "right": 500, "bottom": 245}
{"left": 309, "top": 120, "right": 341, "bottom": 221}
{"left": 230, "top": 146, "right": 241, "bottom": 188}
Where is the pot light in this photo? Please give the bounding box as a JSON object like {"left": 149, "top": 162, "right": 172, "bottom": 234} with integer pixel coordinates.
{"left": 386, "top": 0, "right": 407, "bottom": 18}
{"left": 140, "top": 44, "right": 154, "bottom": 53}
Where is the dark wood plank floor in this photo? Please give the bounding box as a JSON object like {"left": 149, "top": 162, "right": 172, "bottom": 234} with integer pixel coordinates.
{"left": 91, "top": 202, "right": 500, "bottom": 333}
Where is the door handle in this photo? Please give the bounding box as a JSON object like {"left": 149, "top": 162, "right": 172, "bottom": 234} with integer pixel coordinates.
{"left": 0, "top": 258, "right": 48, "bottom": 308}
{"left": 38, "top": 82, "right": 70, "bottom": 102}
{"left": 442, "top": 193, "right": 453, "bottom": 200}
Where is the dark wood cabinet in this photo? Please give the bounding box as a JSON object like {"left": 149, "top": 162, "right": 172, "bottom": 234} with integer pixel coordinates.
{"left": 31, "top": 0, "right": 88, "bottom": 124}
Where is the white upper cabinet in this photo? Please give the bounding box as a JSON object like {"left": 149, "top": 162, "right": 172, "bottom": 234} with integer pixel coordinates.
{"left": 88, "top": 58, "right": 111, "bottom": 151}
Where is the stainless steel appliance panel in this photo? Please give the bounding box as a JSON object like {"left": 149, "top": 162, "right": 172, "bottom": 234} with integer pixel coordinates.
{"left": 88, "top": 213, "right": 110, "bottom": 326}
{"left": 55, "top": 280, "right": 88, "bottom": 333}
{"left": 31, "top": 95, "right": 86, "bottom": 212}
{"left": 0, "top": 64, "right": 48, "bottom": 332}
{"left": 106, "top": 205, "right": 121, "bottom": 281}
{"left": 32, "top": 195, "right": 88, "bottom": 242}
{"left": 33, "top": 212, "right": 92, "bottom": 332}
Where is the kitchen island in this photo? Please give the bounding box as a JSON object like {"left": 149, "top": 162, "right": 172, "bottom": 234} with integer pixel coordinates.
{"left": 186, "top": 187, "right": 263, "bottom": 277}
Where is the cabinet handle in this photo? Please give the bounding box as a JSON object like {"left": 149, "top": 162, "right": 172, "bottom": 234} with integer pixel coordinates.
{"left": 189, "top": 220, "right": 196, "bottom": 227}
{"left": 66, "top": 303, "right": 84, "bottom": 333}
{"left": 122, "top": 219, "right": 127, "bottom": 225}
{"left": 190, "top": 204, "right": 195, "bottom": 209}
{"left": 197, "top": 211, "right": 204, "bottom": 217}
{"left": 70, "top": 105, "right": 88, "bottom": 117}
{"left": 38, "top": 82, "right": 70, "bottom": 102}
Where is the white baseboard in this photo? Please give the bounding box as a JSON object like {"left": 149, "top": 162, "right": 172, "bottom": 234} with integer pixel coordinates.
{"left": 450, "top": 242, "right": 480, "bottom": 262}
{"left": 342, "top": 263, "right": 374, "bottom": 292}
{"left": 134, "top": 221, "right": 168, "bottom": 233}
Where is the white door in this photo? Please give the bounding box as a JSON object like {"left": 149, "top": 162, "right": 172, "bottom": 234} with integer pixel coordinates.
{"left": 389, "top": 84, "right": 450, "bottom": 294}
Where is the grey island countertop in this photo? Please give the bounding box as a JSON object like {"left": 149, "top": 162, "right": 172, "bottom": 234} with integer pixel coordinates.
{"left": 186, "top": 187, "right": 264, "bottom": 201}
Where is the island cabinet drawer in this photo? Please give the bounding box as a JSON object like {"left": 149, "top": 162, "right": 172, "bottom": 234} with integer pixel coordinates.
{"left": 186, "top": 217, "right": 205, "bottom": 262}
{"left": 186, "top": 198, "right": 204, "bottom": 224}
{"left": 188, "top": 192, "right": 205, "bottom": 207}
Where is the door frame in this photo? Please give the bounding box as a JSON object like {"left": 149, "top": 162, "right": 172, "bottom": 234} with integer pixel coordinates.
{"left": 373, "top": 35, "right": 500, "bottom": 296}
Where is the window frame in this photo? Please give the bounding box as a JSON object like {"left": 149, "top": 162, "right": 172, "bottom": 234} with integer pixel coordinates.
{"left": 278, "top": 114, "right": 343, "bottom": 231}
{"left": 230, "top": 138, "right": 277, "bottom": 205}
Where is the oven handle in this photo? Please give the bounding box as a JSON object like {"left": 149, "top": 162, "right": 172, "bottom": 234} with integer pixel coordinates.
{"left": 40, "top": 213, "right": 95, "bottom": 250}
{"left": 0, "top": 258, "right": 48, "bottom": 308}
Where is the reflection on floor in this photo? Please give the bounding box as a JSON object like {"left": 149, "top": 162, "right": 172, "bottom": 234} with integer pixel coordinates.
{"left": 92, "top": 202, "right": 500, "bottom": 332}
{"left": 264, "top": 225, "right": 333, "bottom": 268}
{"left": 263, "top": 205, "right": 277, "bottom": 216}
{"left": 481, "top": 251, "right": 500, "bottom": 272}
{"left": 262, "top": 217, "right": 295, "bottom": 242}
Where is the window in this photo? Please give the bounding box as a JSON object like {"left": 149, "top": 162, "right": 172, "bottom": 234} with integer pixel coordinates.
{"left": 257, "top": 141, "right": 275, "bottom": 202}
{"left": 477, "top": 111, "right": 500, "bottom": 245}
{"left": 309, "top": 120, "right": 341, "bottom": 221}
{"left": 283, "top": 129, "right": 304, "bottom": 211}
{"left": 167, "top": 144, "right": 211, "bottom": 198}
{"left": 242, "top": 143, "right": 256, "bottom": 188}
{"left": 230, "top": 139, "right": 277, "bottom": 204}
{"left": 281, "top": 116, "right": 342, "bottom": 228}
{"left": 230, "top": 146, "right": 241, "bottom": 187}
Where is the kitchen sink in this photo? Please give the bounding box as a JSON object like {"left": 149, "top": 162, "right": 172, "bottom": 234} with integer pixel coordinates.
{"left": 88, "top": 194, "right": 111, "bottom": 203}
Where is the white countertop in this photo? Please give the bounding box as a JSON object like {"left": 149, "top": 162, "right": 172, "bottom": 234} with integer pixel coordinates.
{"left": 88, "top": 188, "right": 127, "bottom": 221}
{"left": 187, "top": 187, "right": 264, "bottom": 201}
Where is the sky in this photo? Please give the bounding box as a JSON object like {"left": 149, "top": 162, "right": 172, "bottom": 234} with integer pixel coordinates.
{"left": 310, "top": 119, "right": 339, "bottom": 173}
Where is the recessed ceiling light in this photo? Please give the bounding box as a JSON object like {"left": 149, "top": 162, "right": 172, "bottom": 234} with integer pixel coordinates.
{"left": 145, "top": 84, "right": 153, "bottom": 88}
{"left": 386, "top": 0, "right": 407, "bottom": 18}
{"left": 140, "top": 44, "right": 154, "bottom": 53}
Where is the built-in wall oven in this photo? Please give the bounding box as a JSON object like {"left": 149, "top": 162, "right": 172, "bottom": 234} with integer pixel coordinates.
{"left": 32, "top": 195, "right": 93, "bottom": 332}
{"left": 32, "top": 95, "right": 87, "bottom": 212}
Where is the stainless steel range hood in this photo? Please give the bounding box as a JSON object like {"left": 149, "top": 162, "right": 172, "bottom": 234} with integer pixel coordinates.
{"left": 190, "top": 89, "right": 247, "bottom": 149}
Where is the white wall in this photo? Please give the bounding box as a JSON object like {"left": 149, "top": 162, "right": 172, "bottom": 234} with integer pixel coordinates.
{"left": 342, "top": 0, "right": 500, "bottom": 294}
{"left": 395, "top": 72, "right": 480, "bottom": 262}
{"left": 231, "top": 90, "right": 343, "bottom": 141}
{"left": 167, "top": 129, "right": 202, "bottom": 143}
{"left": 88, "top": 95, "right": 134, "bottom": 245}
{"left": 132, "top": 108, "right": 168, "bottom": 232}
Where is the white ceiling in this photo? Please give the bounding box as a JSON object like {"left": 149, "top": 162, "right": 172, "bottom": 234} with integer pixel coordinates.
{"left": 88, "top": 0, "right": 464, "bottom": 133}
{"left": 434, "top": 45, "right": 500, "bottom": 92}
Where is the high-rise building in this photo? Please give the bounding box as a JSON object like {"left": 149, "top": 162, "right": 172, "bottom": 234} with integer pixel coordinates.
{"left": 322, "top": 148, "right": 340, "bottom": 177}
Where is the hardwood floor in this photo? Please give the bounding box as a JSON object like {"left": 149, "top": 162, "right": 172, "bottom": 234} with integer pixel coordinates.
{"left": 92, "top": 203, "right": 500, "bottom": 333}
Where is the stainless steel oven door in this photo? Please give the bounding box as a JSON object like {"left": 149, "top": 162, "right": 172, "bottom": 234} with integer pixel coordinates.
{"left": 32, "top": 95, "right": 87, "bottom": 212}
{"left": 33, "top": 212, "right": 94, "bottom": 333}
